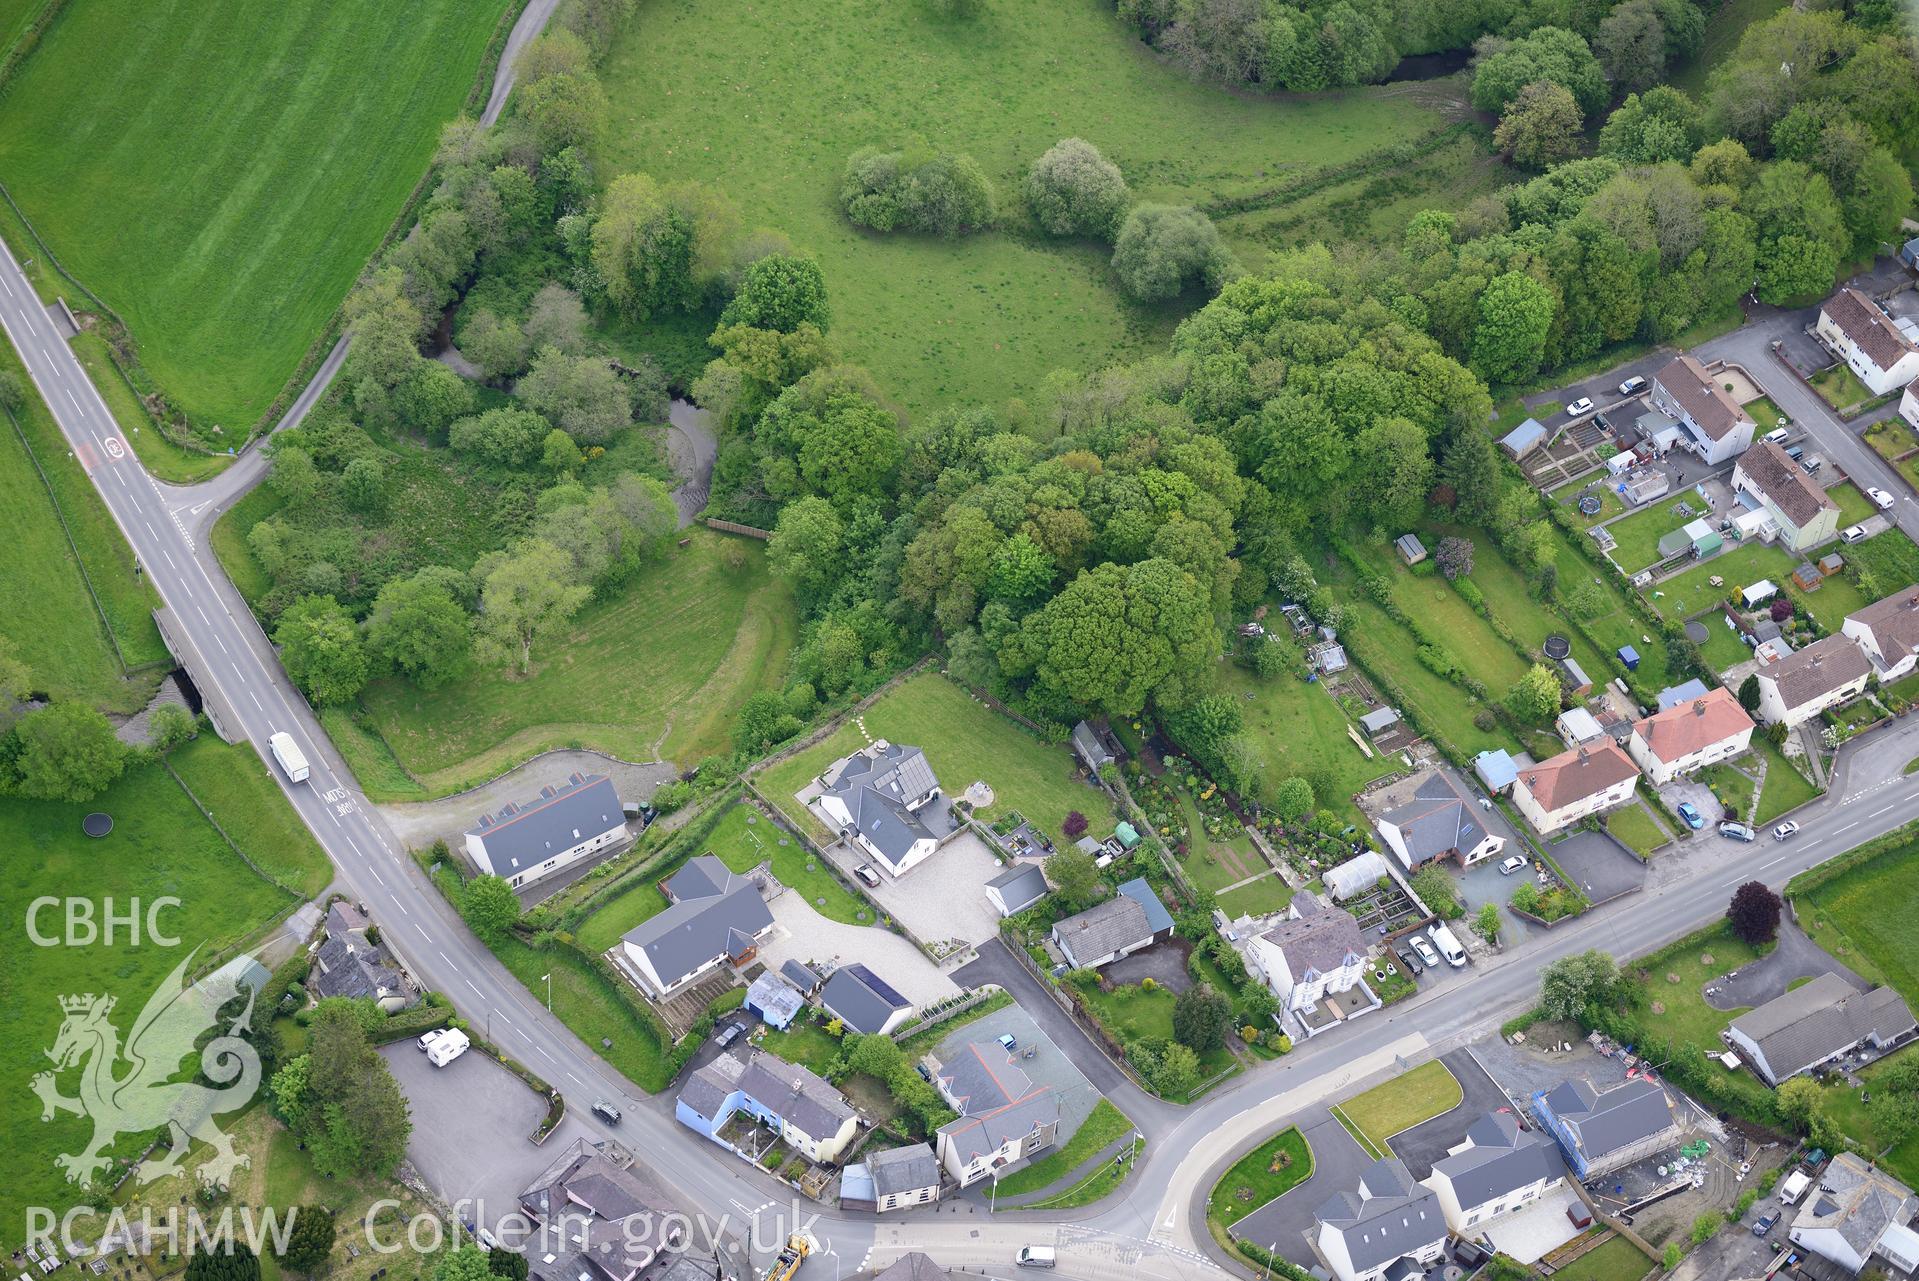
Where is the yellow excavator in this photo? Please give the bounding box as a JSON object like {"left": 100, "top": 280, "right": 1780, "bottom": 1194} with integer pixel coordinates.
{"left": 762, "top": 1232, "right": 819, "bottom": 1281}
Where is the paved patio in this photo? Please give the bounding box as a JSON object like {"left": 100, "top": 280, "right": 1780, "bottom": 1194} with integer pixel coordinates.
{"left": 755, "top": 891, "right": 959, "bottom": 1008}
{"left": 817, "top": 827, "right": 1007, "bottom": 951}
{"left": 1479, "top": 1184, "right": 1584, "bottom": 1264}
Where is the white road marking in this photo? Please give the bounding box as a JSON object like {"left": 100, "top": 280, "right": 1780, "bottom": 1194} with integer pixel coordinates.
{"left": 415, "top": 923, "right": 430, "bottom": 939}
{"left": 162, "top": 549, "right": 175, "bottom": 570}
{"left": 370, "top": 867, "right": 386, "bottom": 887}
{"left": 248, "top": 689, "right": 262, "bottom": 710}
{"left": 465, "top": 980, "right": 483, "bottom": 996}
{"left": 1837, "top": 822, "right": 1858, "bottom": 833}
{"left": 214, "top": 632, "right": 228, "bottom": 654}
{"left": 1870, "top": 804, "right": 1894, "bottom": 817}
{"left": 536, "top": 1045, "right": 557, "bottom": 1062}
{"left": 397, "top": 901, "right": 409, "bottom": 915}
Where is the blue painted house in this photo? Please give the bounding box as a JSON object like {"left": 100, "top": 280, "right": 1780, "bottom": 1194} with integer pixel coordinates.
{"left": 675, "top": 1048, "right": 859, "bottom": 1163}
{"left": 1530, "top": 1077, "right": 1680, "bottom": 1180}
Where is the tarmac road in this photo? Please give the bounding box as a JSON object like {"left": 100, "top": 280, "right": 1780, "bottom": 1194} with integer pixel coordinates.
{"left": 10, "top": 220, "right": 1919, "bottom": 1281}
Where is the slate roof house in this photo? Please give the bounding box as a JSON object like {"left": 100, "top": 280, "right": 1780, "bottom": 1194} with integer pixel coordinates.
{"left": 518, "top": 1138, "right": 711, "bottom": 1281}
{"left": 1816, "top": 288, "right": 1919, "bottom": 397}
{"left": 819, "top": 962, "right": 915, "bottom": 1035}
{"left": 1844, "top": 589, "right": 1919, "bottom": 683}
{"left": 465, "top": 772, "right": 626, "bottom": 891}
{"left": 675, "top": 1047, "right": 860, "bottom": 1164}
{"left": 309, "top": 901, "right": 414, "bottom": 1013}
{"left": 1732, "top": 440, "right": 1841, "bottom": 552}
{"left": 1511, "top": 741, "right": 1640, "bottom": 837}
{"left": 814, "top": 742, "right": 955, "bottom": 877}
{"left": 839, "top": 1144, "right": 942, "bottom": 1213}
{"left": 927, "top": 1040, "right": 1060, "bottom": 1187}
{"left": 1313, "top": 1157, "right": 1448, "bottom": 1281}
{"left": 1725, "top": 972, "right": 1917, "bottom": 1087}
{"left": 1627, "top": 687, "right": 1755, "bottom": 786}
{"left": 620, "top": 855, "right": 774, "bottom": 999}
{"left": 868, "top": 1255, "right": 951, "bottom": 1281}
{"left": 1374, "top": 769, "right": 1504, "bottom": 869}
{"left": 1071, "top": 720, "right": 1116, "bottom": 776}
{"left": 1531, "top": 1077, "right": 1681, "bottom": 1180}
{"left": 1474, "top": 749, "right": 1519, "bottom": 794}
{"left": 1788, "top": 1152, "right": 1919, "bottom": 1276}
{"left": 1646, "top": 355, "right": 1756, "bottom": 466}
{"left": 1050, "top": 878, "right": 1173, "bottom": 969}
{"left": 1247, "top": 893, "right": 1374, "bottom": 1039}
{"left": 985, "top": 862, "right": 1049, "bottom": 918}
{"left": 1755, "top": 633, "right": 1871, "bottom": 728}
{"left": 1421, "top": 1111, "right": 1564, "bottom": 1235}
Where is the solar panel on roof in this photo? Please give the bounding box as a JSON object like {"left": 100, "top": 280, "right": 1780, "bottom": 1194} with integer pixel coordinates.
{"left": 845, "top": 962, "right": 910, "bottom": 1008}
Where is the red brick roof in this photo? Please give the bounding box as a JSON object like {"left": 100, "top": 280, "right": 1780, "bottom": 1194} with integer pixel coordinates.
{"left": 1655, "top": 355, "right": 1753, "bottom": 441}
{"left": 1519, "top": 740, "right": 1638, "bottom": 814}
{"left": 1823, "top": 288, "right": 1919, "bottom": 374}
{"left": 1631, "top": 687, "right": 1753, "bottom": 765}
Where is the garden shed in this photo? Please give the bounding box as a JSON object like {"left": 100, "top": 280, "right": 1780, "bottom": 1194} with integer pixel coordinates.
{"left": 1500, "top": 417, "right": 1547, "bottom": 459}
{"left": 1396, "top": 533, "right": 1427, "bottom": 565}
{"left": 1616, "top": 644, "right": 1640, "bottom": 670}
{"left": 1325, "top": 851, "right": 1392, "bottom": 901}
{"left": 1741, "top": 580, "right": 1778, "bottom": 607}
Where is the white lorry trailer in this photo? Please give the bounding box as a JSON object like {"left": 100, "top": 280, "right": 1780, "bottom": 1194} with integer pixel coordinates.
{"left": 269, "top": 732, "right": 310, "bottom": 783}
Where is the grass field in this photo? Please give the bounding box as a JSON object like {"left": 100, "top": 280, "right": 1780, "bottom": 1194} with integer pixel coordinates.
{"left": 1605, "top": 802, "right": 1671, "bottom": 856}
{"left": 1218, "top": 664, "right": 1394, "bottom": 826}
{"left": 1351, "top": 535, "right": 1533, "bottom": 691}
{"left": 0, "top": 0, "right": 506, "bottom": 432}
{"left": 0, "top": 329, "right": 165, "bottom": 710}
{"left": 1799, "top": 833, "right": 1919, "bottom": 1003}
{"left": 1828, "top": 482, "right": 1877, "bottom": 529}
{"left": 593, "top": 0, "right": 1459, "bottom": 414}
{"left": 757, "top": 671, "right": 1114, "bottom": 841}
{"left": 359, "top": 531, "right": 795, "bottom": 793}
{"left": 0, "top": 758, "right": 306, "bottom": 1239}
{"left": 1649, "top": 544, "right": 1797, "bottom": 622}
{"left": 1815, "top": 1046, "right": 1919, "bottom": 1189}
{"left": 1332, "top": 1060, "right": 1461, "bottom": 1155}
{"left": 1548, "top": 1234, "right": 1657, "bottom": 1281}
{"left": 170, "top": 735, "right": 334, "bottom": 896}
{"left": 1215, "top": 874, "right": 1296, "bottom": 919}
{"left": 1211, "top": 1127, "right": 1312, "bottom": 1233}
{"left": 1810, "top": 363, "right": 1876, "bottom": 414}
{"left": 1072, "top": 978, "right": 1236, "bottom": 1092}
{"left": 1630, "top": 922, "right": 1768, "bottom": 1048}
{"left": 1527, "top": 519, "right": 1675, "bottom": 698}
{"left": 0, "top": 0, "right": 46, "bottom": 55}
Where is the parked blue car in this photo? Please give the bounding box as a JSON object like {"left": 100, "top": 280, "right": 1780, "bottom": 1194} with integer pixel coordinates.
{"left": 1677, "top": 801, "right": 1705, "bottom": 830}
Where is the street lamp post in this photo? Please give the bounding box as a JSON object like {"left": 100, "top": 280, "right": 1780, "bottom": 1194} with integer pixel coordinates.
{"left": 542, "top": 972, "right": 553, "bottom": 1010}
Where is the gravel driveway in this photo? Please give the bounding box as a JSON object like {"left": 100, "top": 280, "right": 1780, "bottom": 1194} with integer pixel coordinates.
{"left": 376, "top": 750, "right": 680, "bottom": 852}
{"left": 756, "top": 891, "right": 959, "bottom": 1008}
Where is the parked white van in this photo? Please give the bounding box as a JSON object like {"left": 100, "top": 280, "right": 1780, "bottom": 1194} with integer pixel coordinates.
{"left": 1430, "top": 924, "right": 1468, "bottom": 967}
{"left": 426, "top": 1028, "right": 470, "bottom": 1067}
{"left": 1015, "top": 1248, "right": 1056, "bottom": 1269}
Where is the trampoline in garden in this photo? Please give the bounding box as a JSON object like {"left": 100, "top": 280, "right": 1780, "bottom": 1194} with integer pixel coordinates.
{"left": 1543, "top": 635, "right": 1572, "bottom": 661}
{"left": 82, "top": 813, "right": 113, "bottom": 838}
{"left": 1684, "top": 620, "right": 1710, "bottom": 644}
{"left": 1577, "top": 494, "right": 1603, "bottom": 516}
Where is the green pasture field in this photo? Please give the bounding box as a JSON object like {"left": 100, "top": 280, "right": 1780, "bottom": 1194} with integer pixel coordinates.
{"left": 594, "top": 0, "right": 1460, "bottom": 415}
{"left": 0, "top": 0, "right": 46, "bottom": 54}
{"left": 0, "top": 757, "right": 306, "bottom": 1241}
{"left": 0, "top": 328, "right": 164, "bottom": 711}
{"left": 0, "top": 0, "right": 506, "bottom": 432}
{"left": 1799, "top": 833, "right": 1919, "bottom": 1004}
{"left": 757, "top": 670, "right": 1114, "bottom": 841}
{"left": 1217, "top": 663, "right": 1394, "bottom": 827}
{"left": 359, "top": 531, "right": 795, "bottom": 793}
{"left": 169, "top": 735, "right": 334, "bottom": 896}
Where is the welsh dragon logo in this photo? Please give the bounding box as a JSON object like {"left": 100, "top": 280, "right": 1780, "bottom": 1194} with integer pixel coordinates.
{"left": 32, "top": 950, "right": 265, "bottom": 1190}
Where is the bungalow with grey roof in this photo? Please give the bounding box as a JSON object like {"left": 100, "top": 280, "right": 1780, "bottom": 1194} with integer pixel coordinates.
{"left": 620, "top": 856, "right": 773, "bottom": 999}
{"left": 814, "top": 741, "right": 956, "bottom": 877}
{"left": 465, "top": 772, "right": 626, "bottom": 890}
{"left": 1374, "top": 769, "right": 1504, "bottom": 870}
{"left": 1725, "top": 973, "right": 1916, "bottom": 1087}
{"left": 1050, "top": 878, "right": 1172, "bottom": 969}
{"left": 985, "top": 862, "right": 1049, "bottom": 918}
{"left": 518, "top": 1137, "right": 711, "bottom": 1281}
{"left": 820, "top": 963, "right": 915, "bottom": 1035}
{"left": 675, "top": 1048, "right": 860, "bottom": 1164}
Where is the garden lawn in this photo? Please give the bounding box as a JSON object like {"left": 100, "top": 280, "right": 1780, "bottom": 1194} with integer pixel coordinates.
{"left": 755, "top": 1016, "right": 843, "bottom": 1078}
{"left": 1828, "top": 482, "right": 1877, "bottom": 529}
{"left": 1602, "top": 501, "right": 1691, "bottom": 573}
{"left": 360, "top": 531, "right": 795, "bottom": 793}
{"left": 0, "top": 760, "right": 301, "bottom": 1238}
{"left": 1810, "top": 363, "right": 1876, "bottom": 414}
{"left": 1217, "top": 663, "right": 1394, "bottom": 827}
{"left": 1074, "top": 979, "right": 1236, "bottom": 1091}
{"left": 1700, "top": 761, "right": 1757, "bottom": 822}
{"left": 576, "top": 871, "right": 675, "bottom": 954}
{"left": 1696, "top": 613, "right": 1751, "bottom": 675}
{"left": 1800, "top": 833, "right": 1919, "bottom": 1004}
{"left": 1629, "top": 922, "right": 1768, "bottom": 1049}
{"left": 594, "top": 0, "right": 1455, "bottom": 416}
{"left": 1548, "top": 1235, "right": 1656, "bottom": 1281}
{"left": 1349, "top": 535, "right": 1531, "bottom": 692}
{"left": 1448, "top": 525, "right": 1608, "bottom": 677}
{"left": 486, "top": 924, "right": 672, "bottom": 1092}
{"left": 758, "top": 671, "right": 1114, "bottom": 840}
{"left": 0, "top": 330, "right": 165, "bottom": 711}
{"left": 1210, "top": 1127, "right": 1312, "bottom": 1232}
{"left": 0, "top": 0, "right": 506, "bottom": 432}
{"left": 1333, "top": 1060, "right": 1461, "bottom": 1153}
{"left": 1174, "top": 788, "right": 1264, "bottom": 896}
{"left": 1551, "top": 472, "right": 1624, "bottom": 527}
{"left": 169, "top": 736, "right": 334, "bottom": 896}
{"left": 1650, "top": 544, "right": 1798, "bottom": 622}
{"left": 1754, "top": 737, "right": 1819, "bottom": 824}
{"left": 1791, "top": 566, "right": 1868, "bottom": 634}
{"left": 1329, "top": 586, "right": 1521, "bottom": 759}
{"left": 1815, "top": 1046, "right": 1919, "bottom": 1190}
{"left": 1215, "top": 875, "right": 1296, "bottom": 919}
{"left": 1849, "top": 529, "right": 1919, "bottom": 597}
{"left": 707, "top": 803, "right": 874, "bottom": 925}
{"left": 1745, "top": 396, "right": 1790, "bottom": 434}
{"left": 993, "top": 1099, "right": 1135, "bottom": 1196}
{"left": 1605, "top": 803, "right": 1671, "bottom": 856}
{"left": 1519, "top": 517, "right": 1674, "bottom": 698}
